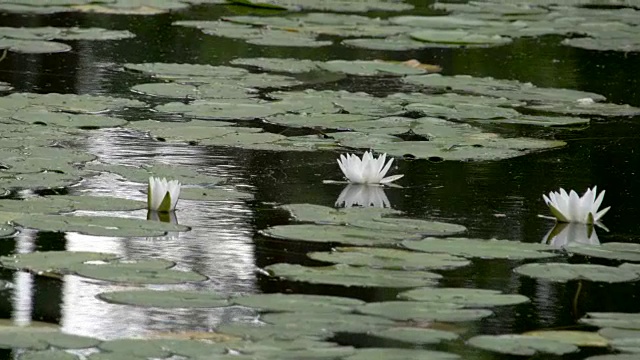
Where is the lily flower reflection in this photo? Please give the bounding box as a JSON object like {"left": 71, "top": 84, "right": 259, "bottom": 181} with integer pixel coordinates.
{"left": 148, "top": 176, "right": 181, "bottom": 213}
{"left": 337, "top": 151, "right": 403, "bottom": 184}
{"left": 336, "top": 184, "right": 391, "bottom": 208}
{"left": 542, "top": 223, "right": 600, "bottom": 248}
{"left": 542, "top": 186, "right": 610, "bottom": 225}
{"left": 147, "top": 209, "right": 180, "bottom": 241}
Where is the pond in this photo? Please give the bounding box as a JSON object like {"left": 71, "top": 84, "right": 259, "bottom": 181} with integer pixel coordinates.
{"left": 0, "top": 0, "right": 639, "bottom": 359}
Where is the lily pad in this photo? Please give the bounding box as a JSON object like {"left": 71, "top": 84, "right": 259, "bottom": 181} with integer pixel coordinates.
{"left": 369, "top": 327, "right": 459, "bottom": 345}
{"left": 526, "top": 101, "right": 640, "bottom": 117}
{"left": 523, "top": 330, "right": 609, "bottom": 347}
{"left": 356, "top": 301, "right": 492, "bottom": 322}
{"left": 0, "top": 93, "right": 145, "bottom": 114}
{"left": 86, "top": 163, "right": 223, "bottom": 185}
{"left": 342, "top": 36, "right": 432, "bottom": 51}
{"left": 74, "top": 259, "right": 207, "bottom": 284}
{"left": 0, "top": 39, "right": 71, "bottom": 54}
{"left": 565, "top": 242, "right": 640, "bottom": 262}
{"left": 264, "top": 263, "right": 440, "bottom": 288}
{"left": 351, "top": 217, "right": 466, "bottom": 236}
{"left": 97, "top": 289, "right": 228, "bottom": 308}
{"left": 0, "top": 326, "right": 100, "bottom": 350}
{"left": 216, "top": 322, "right": 331, "bottom": 341}
{"left": 410, "top": 29, "right": 512, "bottom": 46}
{"left": 19, "top": 350, "right": 79, "bottom": 360}
{"left": 262, "top": 312, "right": 395, "bottom": 334}
{"left": 402, "top": 237, "right": 557, "bottom": 260}
{"left": 398, "top": 287, "right": 529, "bottom": 307}
{"left": 232, "top": 293, "right": 364, "bottom": 313}
{"left": 180, "top": 187, "right": 253, "bottom": 201}
{"left": 0, "top": 195, "right": 145, "bottom": 214}
{"left": 98, "top": 338, "right": 227, "bottom": 358}
{"left": 318, "top": 60, "right": 426, "bottom": 77}
{"left": 0, "top": 251, "right": 119, "bottom": 274}
{"left": 124, "top": 62, "right": 248, "bottom": 79}
{"left": 467, "top": 334, "right": 578, "bottom": 356}
{"left": 513, "top": 263, "right": 639, "bottom": 283}
{"left": 226, "top": 0, "right": 413, "bottom": 12}
{"left": 308, "top": 247, "right": 470, "bottom": 271}
{"left": 230, "top": 57, "right": 320, "bottom": 74}
{"left": 562, "top": 36, "right": 640, "bottom": 52}
{"left": 280, "top": 203, "right": 399, "bottom": 224}
{"left": 155, "top": 99, "right": 299, "bottom": 121}
{"left": 0, "top": 224, "right": 15, "bottom": 238}
{"left": 131, "top": 82, "right": 257, "bottom": 100}
{"left": 345, "top": 348, "right": 459, "bottom": 360}
{"left": 260, "top": 224, "right": 417, "bottom": 246}
{"left": 11, "top": 109, "right": 127, "bottom": 128}
{"left": 13, "top": 214, "right": 190, "bottom": 237}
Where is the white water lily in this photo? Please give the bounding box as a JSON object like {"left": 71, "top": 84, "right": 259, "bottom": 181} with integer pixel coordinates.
{"left": 337, "top": 151, "right": 403, "bottom": 184}
{"left": 542, "top": 186, "right": 610, "bottom": 224}
{"left": 542, "top": 223, "right": 600, "bottom": 248}
{"left": 148, "top": 176, "right": 181, "bottom": 213}
{"left": 335, "top": 184, "right": 391, "bottom": 208}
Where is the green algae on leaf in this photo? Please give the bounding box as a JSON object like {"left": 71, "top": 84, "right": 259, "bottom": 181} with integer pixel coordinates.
{"left": 467, "top": 334, "right": 578, "bottom": 356}
{"left": 514, "top": 263, "right": 639, "bottom": 283}
{"left": 260, "top": 224, "right": 417, "bottom": 246}
{"left": 264, "top": 263, "right": 440, "bottom": 288}
{"left": 357, "top": 301, "right": 492, "bottom": 322}
{"left": 345, "top": 348, "right": 459, "bottom": 360}
{"left": 232, "top": 293, "right": 364, "bottom": 313}
{"left": 308, "top": 247, "right": 470, "bottom": 271}
{"left": 398, "top": 287, "right": 529, "bottom": 307}
{"left": 402, "top": 237, "right": 557, "bottom": 260}
{"left": 0, "top": 251, "right": 119, "bottom": 274}
{"left": 369, "top": 327, "right": 458, "bottom": 345}
{"left": 98, "top": 289, "right": 228, "bottom": 308}
{"left": 13, "top": 214, "right": 189, "bottom": 237}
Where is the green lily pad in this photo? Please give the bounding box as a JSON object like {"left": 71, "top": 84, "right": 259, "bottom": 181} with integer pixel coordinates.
{"left": 0, "top": 195, "right": 145, "bottom": 214}
{"left": 345, "top": 348, "right": 459, "bottom": 360}
{"left": 0, "top": 92, "right": 145, "bottom": 114}
{"left": 356, "top": 301, "right": 492, "bottom": 322}
{"left": 318, "top": 60, "right": 426, "bottom": 77}
{"left": 226, "top": 0, "right": 413, "bottom": 12}
{"left": 230, "top": 57, "right": 320, "bottom": 74}
{"left": 74, "top": 259, "right": 206, "bottom": 284}
{"left": 140, "top": 122, "right": 288, "bottom": 147}
{"left": 402, "top": 237, "right": 557, "bottom": 260}
{"left": 390, "top": 15, "right": 495, "bottom": 29}
{"left": 599, "top": 327, "right": 640, "bottom": 341}
{"left": 467, "top": 334, "right": 578, "bottom": 356}
{"left": 351, "top": 217, "right": 467, "bottom": 236}
{"left": 260, "top": 224, "right": 417, "bottom": 246}
{"left": 565, "top": 242, "right": 640, "bottom": 261}
{"left": 131, "top": 82, "right": 257, "bottom": 100}
{"left": 265, "top": 113, "right": 375, "bottom": 129}
{"left": 13, "top": 214, "right": 190, "bottom": 237}
{"left": 262, "top": 312, "right": 395, "bottom": 334}
{"left": 0, "top": 326, "right": 100, "bottom": 350}
{"left": 0, "top": 251, "right": 119, "bottom": 274}
{"left": 583, "top": 313, "right": 640, "bottom": 330}
{"left": 232, "top": 293, "right": 364, "bottom": 313}
{"left": 308, "top": 247, "right": 470, "bottom": 271}
{"left": 523, "top": 330, "right": 609, "bottom": 347}
{"left": 369, "top": 327, "right": 459, "bottom": 345}
{"left": 0, "top": 224, "right": 15, "bottom": 238}
{"left": 270, "top": 89, "right": 404, "bottom": 117}
{"left": 216, "top": 322, "right": 331, "bottom": 341}
{"left": 11, "top": 109, "right": 127, "bottom": 128}
{"left": 180, "top": 187, "right": 253, "bottom": 201}
{"left": 398, "top": 287, "right": 529, "bottom": 307}
{"left": 264, "top": 263, "right": 440, "bottom": 288}
{"left": 99, "top": 338, "right": 228, "bottom": 358}
{"left": 526, "top": 101, "right": 640, "bottom": 117}
{"left": 0, "top": 26, "right": 134, "bottom": 41}
{"left": 584, "top": 355, "right": 640, "bottom": 360}
{"left": 514, "top": 263, "right": 639, "bottom": 283}
{"left": 124, "top": 62, "right": 248, "bottom": 79}
{"left": 19, "top": 350, "right": 79, "bottom": 360}
{"left": 86, "top": 163, "right": 223, "bottom": 185}
{"left": 280, "top": 203, "right": 399, "bottom": 224}
{"left": 342, "top": 36, "right": 432, "bottom": 51}
{"left": 155, "top": 99, "right": 299, "bottom": 121}
{"left": 97, "top": 289, "right": 228, "bottom": 308}
{"left": 0, "top": 39, "right": 71, "bottom": 54}
{"left": 126, "top": 119, "right": 234, "bottom": 132}
{"left": 562, "top": 36, "right": 640, "bottom": 52}
{"left": 410, "top": 29, "right": 512, "bottom": 46}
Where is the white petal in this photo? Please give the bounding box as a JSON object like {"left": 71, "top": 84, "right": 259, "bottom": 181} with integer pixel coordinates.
{"left": 380, "top": 174, "right": 404, "bottom": 184}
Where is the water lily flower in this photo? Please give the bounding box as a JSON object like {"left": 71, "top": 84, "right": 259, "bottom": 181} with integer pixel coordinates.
{"left": 337, "top": 151, "right": 403, "bottom": 184}
{"left": 148, "top": 176, "right": 181, "bottom": 213}
{"left": 335, "top": 184, "right": 391, "bottom": 208}
{"left": 542, "top": 187, "right": 610, "bottom": 224}
{"left": 542, "top": 223, "right": 599, "bottom": 248}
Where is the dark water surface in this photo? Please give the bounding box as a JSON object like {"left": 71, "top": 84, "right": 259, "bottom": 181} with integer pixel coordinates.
{"left": 0, "top": 0, "right": 639, "bottom": 359}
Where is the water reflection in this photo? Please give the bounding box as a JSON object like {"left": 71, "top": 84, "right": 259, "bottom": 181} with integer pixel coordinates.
{"left": 542, "top": 223, "right": 600, "bottom": 247}
{"left": 335, "top": 184, "right": 391, "bottom": 208}
{"left": 11, "top": 229, "right": 36, "bottom": 326}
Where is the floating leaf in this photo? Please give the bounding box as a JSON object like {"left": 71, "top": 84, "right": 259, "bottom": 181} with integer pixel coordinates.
{"left": 98, "top": 338, "right": 228, "bottom": 358}
{"left": 562, "top": 36, "right": 640, "bottom": 52}
{"left": 131, "top": 82, "right": 257, "bottom": 100}
{"left": 265, "top": 263, "right": 440, "bottom": 288}
{"left": 180, "top": 187, "right": 253, "bottom": 201}
{"left": 225, "top": 0, "right": 413, "bottom": 12}
{"left": 12, "top": 109, "right": 127, "bottom": 128}
{"left": 350, "top": 217, "right": 466, "bottom": 236}
{"left": 0, "top": 39, "right": 71, "bottom": 54}
{"left": 369, "top": 327, "right": 458, "bottom": 345}
{"left": 13, "top": 214, "right": 190, "bottom": 237}
{"left": 402, "top": 237, "right": 557, "bottom": 260}
{"left": 565, "top": 242, "right": 640, "bottom": 262}
{"left": 0, "top": 195, "right": 145, "bottom": 214}
{"left": 262, "top": 312, "right": 395, "bottom": 334}
{"left": 0, "top": 326, "right": 100, "bottom": 350}
{"left": 467, "top": 334, "right": 578, "bottom": 356}
{"left": 0, "top": 251, "right": 119, "bottom": 274}
{"left": 398, "top": 287, "right": 529, "bottom": 307}
{"left": 342, "top": 36, "right": 432, "bottom": 51}
{"left": 318, "top": 60, "right": 426, "bottom": 77}
{"left": 232, "top": 293, "right": 364, "bottom": 313}
{"left": 280, "top": 203, "right": 399, "bottom": 224}
{"left": 261, "top": 224, "right": 417, "bottom": 246}
{"left": 356, "top": 301, "right": 492, "bottom": 322}
{"left": 0, "top": 92, "right": 145, "bottom": 114}
{"left": 581, "top": 313, "right": 640, "bottom": 330}
{"left": 86, "top": 163, "right": 223, "bottom": 185}
{"left": 98, "top": 290, "right": 228, "bottom": 308}
{"left": 230, "top": 57, "right": 319, "bottom": 74}
{"left": 410, "top": 29, "right": 512, "bottom": 46}
{"left": 19, "top": 350, "right": 79, "bottom": 360}
{"left": 345, "top": 348, "right": 459, "bottom": 360}
{"left": 523, "top": 330, "right": 609, "bottom": 347}
{"left": 308, "top": 247, "right": 470, "bottom": 271}
{"left": 514, "top": 263, "right": 639, "bottom": 283}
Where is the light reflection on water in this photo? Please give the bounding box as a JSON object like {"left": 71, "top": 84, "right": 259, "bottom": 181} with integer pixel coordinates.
{"left": 6, "top": 127, "right": 260, "bottom": 339}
